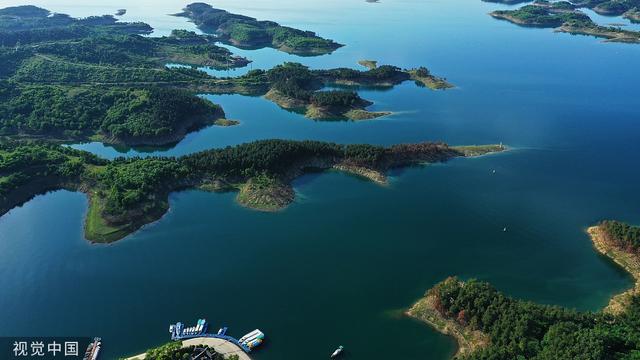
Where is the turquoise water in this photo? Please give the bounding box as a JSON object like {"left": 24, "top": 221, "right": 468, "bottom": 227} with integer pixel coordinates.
{"left": 2, "top": 0, "right": 640, "bottom": 359}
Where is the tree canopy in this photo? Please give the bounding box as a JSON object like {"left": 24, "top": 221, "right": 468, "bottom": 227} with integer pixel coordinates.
{"left": 429, "top": 277, "right": 640, "bottom": 360}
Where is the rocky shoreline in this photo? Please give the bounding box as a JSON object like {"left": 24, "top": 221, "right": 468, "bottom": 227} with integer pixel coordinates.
{"left": 588, "top": 225, "right": 640, "bottom": 314}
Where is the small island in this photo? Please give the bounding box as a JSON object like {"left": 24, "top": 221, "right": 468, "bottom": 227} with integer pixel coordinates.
{"left": 115, "top": 9, "right": 126, "bottom": 16}
{"left": 0, "top": 140, "right": 505, "bottom": 243}
{"left": 490, "top": 1, "right": 640, "bottom": 43}
{"left": 174, "top": 2, "right": 343, "bottom": 56}
{"left": 358, "top": 59, "right": 378, "bottom": 69}
{"left": 407, "top": 219, "right": 640, "bottom": 359}
{"left": 213, "top": 118, "right": 240, "bottom": 127}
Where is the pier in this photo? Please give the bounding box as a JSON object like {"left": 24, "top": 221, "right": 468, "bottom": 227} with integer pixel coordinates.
{"left": 172, "top": 332, "right": 252, "bottom": 353}
{"left": 169, "top": 319, "right": 264, "bottom": 353}
{"left": 126, "top": 319, "right": 263, "bottom": 359}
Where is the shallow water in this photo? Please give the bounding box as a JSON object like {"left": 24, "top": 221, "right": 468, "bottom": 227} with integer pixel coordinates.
{"left": 2, "top": 0, "right": 640, "bottom": 359}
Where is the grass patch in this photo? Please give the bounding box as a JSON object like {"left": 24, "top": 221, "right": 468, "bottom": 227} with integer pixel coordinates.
{"left": 84, "top": 194, "right": 131, "bottom": 243}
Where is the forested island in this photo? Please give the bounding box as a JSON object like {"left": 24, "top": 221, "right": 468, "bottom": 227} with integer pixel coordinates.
{"left": 262, "top": 63, "right": 452, "bottom": 120}
{"left": 174, "top": 2, "right": 343, "bottom": 55}
{"left": 407, "top": 219, "right": 640, "bottom": 359}
{"left": 489, "top": 1, "right": 640, "bottom": 43}
{"left": 0, "top": 140, "right": 504, "bottom": 243}
{"left": 0, "top": 5, "right": 453, "bottom": 144}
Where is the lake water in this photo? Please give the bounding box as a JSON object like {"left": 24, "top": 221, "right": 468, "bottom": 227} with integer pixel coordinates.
{"left": 2, "top": 0, "right": 640, "bottom": 359}
{"left": 580, "top": 8, "right": 640, "bottom": 32}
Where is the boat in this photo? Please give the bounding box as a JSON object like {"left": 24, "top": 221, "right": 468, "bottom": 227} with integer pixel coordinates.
{"left": 238, "top": 329, "right": 262, "bottom": 343}
{"left": 246, "top": 338, "right": 263, "bottom": 349}
{"left": 331, "top": 346, "right": 344, "bottom": 358}
{"left": 241, "top": 331, "right": 264, "bottom": 345}
{"left": 82, "top": 337, "right": 101, "bottom": 360}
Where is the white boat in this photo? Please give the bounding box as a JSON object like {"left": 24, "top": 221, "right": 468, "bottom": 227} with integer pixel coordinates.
{"left": 331, "top": 346, "right": 344, "bottom": 358}
{"left": 241, "top": 331, "right": 264, "bottom": 345}
{"left": 239, "top": 329, "right": 262, "bottom": 343}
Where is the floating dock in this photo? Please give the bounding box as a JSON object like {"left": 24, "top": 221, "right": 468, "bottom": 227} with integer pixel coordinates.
{"left": 169, "top": 319, "right": 264, "bottom": 353}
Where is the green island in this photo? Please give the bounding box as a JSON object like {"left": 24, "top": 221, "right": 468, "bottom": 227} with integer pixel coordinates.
{"left": 0, "top": 6, "right": 452, "bottom": 144}
{"left": 490, "top": 1, "right": 640, "bottom": 43}
{"left": 0, "top": 140, "right": 505, "bottom": 243}
{"left": 213, "top": 118, "right": 240, "bottom": 127}
{"left": 407, "top": 219, "right": 640, "bottom": 359}
{"left": 269, "top": 63, "right": 453, "bottom": 119}
{"left": 0, "top": 5, "right": 152, "bottom": 38}
{"left": 259, "top": 62, "right": 452, "bottom": 120}
{"left": 358, "top": 59, "right": 378, "bottom": 69}
{"left": 174, "top": 2, "right": 343, "bottom": 56}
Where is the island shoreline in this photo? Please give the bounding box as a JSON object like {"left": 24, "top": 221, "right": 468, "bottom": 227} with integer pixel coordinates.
{"left": 406, "top": 222, "right": 640, "bottom": 358}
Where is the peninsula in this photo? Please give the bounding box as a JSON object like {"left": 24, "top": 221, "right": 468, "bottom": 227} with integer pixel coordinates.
{"left": 125, "top": 341, "right": 242, "bottom": 360}
{"left": 174, "top": 2, "right": 343, "bottom": 56}
{"left": 0, "top": 6, "right": 452, "bottom": 144}
{"left": 490, "top": 1, "right": 640, "bottom": 43}
{"left": 407, "top": 219, "right": 640, "bottom": 359}
{"left": 588, "top": 221, "right": 640, "bottom": 314}
{"left": 0, "top": 140, "right": 505, "bottom": 243}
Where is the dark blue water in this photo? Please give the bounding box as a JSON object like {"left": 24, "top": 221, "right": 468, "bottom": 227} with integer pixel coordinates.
{"left": 2, "top": 0, "right": 640, "bottom": 359}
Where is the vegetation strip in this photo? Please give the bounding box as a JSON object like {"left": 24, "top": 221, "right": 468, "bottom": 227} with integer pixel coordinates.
{"left": 0, "top": 141, "right": 504, "bottom": 243}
